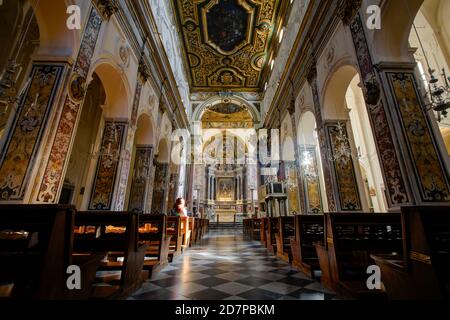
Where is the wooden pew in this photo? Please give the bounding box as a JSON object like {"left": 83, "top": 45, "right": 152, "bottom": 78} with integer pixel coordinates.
{"left": 202, "top": 218, "right": 209, "bottom": 236}
{"left": 260, "top": 217, "right": 267, "bottom": 247}
{"left": 275, "top": 216, "right": 295, "bottom": 262}
{"left": 372, "top": 206, "right": 450, "bottom": 300}
{"left": 138, "top": 214, "right": 172, "bottom": 279}
{"left": 243, "top": 218, "right": 251, "bottom": 237}
{"left": 314, "top": 212, "right": 402, "bottom": 299}
{"left": 265, "top": 217, "right": 279, "bottom": 255}
{"left": 167, "top": 216, "right": 183, "bottom": 261}
{"left": 252, "top": 218, "right": 261, "bottom": 241}
{"left": 190, "top": 217, "right": 199, "bottom": 246}
{"left": 186, "top": 217, "right": 194, "bottom": 248}
{"left": 0, "top": 205, "right": 103, "bottom": 300}
{"left": 290, "top": 214, "right": 324, "bottom": 277}
{"left": 74, "top": 211, "right": 148, "bottom": 299}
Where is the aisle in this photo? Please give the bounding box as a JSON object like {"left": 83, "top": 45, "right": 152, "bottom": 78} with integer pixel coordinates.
{"left": 129, "top": 229, "right": 337, "bottom": 300}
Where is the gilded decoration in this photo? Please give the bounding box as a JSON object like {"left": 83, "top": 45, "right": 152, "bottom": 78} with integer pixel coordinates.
{"left": 0, "top": 64, "right": 65, "bottom": 200}
{"left": 387, "top": 72, "right": 450, "bottom": 202}
{"left": 202, "top": 103, "right": 253, "bottom": 128}
{"left": 326, "top": 123, "right": 362, "bottom": 211}
{"left": 299, "top": 146, "right": 323, "bottom": 213}
{"left": 88, "top": 122, "right": 127, "bottom": 210}
{"left": 173, "top": 0, "right": 287, "bottom": 92}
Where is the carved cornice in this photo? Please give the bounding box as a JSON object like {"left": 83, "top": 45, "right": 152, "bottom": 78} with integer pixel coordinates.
{"left": 338, "top": 0, "right": 362, "bottom": 25}
{"left": 306, "top": 61, "right": 317, "bottom": 84}
{"left": 138, "top": 60, "right": 150, "bottom": 83}
{"left": 95, "top": 0, "right": 119, "bottom": 20}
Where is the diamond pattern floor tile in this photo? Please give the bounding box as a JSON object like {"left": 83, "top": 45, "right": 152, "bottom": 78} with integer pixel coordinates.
{"left": 129, "top": 228, "right": 337, "bottom": 300}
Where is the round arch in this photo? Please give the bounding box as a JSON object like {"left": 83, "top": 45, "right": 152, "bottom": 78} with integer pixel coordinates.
{"left": 156, "top": 138, "right": 170, "bottom": 164}
{"left": 192, "top": 95, "right": 261, "bottom": 123}
{"left": 32, "top": 0, "right": 79, "bottom": 57}
{"left": 372, "top": 0, "right": 423, "bottom": 61}
{"left": 135, "top": 114, "right": 155, "bottom": 146}
{"left": 322, "top": 64, "right": 360, "bottom": 120}
{"left": 89, "top": 60, "right": 131, "bottom": 119}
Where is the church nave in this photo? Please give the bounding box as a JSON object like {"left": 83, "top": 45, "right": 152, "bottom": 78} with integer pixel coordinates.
{"left": 129, "top": 229, "right": 336, "bottom": 301}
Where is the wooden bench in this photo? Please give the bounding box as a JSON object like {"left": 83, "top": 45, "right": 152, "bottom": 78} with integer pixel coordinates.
{"left": 243, "top": 218, "right": 252, "bottom": 237}
{"left": 314, "top": 212, "right": 402, "bottom": 299}
{"left": 372, "top": 206, "right": 450, "bottom": 300}
{"left": 260, "top": 217, "right": 268, "bottom": 247}
{"left": 74, "top": 211, "right": 148, "bottom": 299}
{"left": 275, "top": 217, "right": 295, "bottom": 262}
{"left": 167, "top": 216, "right": 183, "bottom": 261}
{"left": 190, "top": 217, "right": 199, "bottom": 246}
{"left": 265, "top": 217, "right": 279, "bottom": 255}
{"left": 138, "top": 214, "right": 172, "bottom": 279}
{"left": 251, "top": 218, "right": 261, "bottom": 241}
{"left": 0, "top": 205, "right": 103, "bottom": 300}
{"left": 290, "top": 214, "right": 324, "bottom": 278}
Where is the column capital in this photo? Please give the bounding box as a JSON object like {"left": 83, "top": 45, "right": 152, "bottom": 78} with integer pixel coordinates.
{"left": 338, "top": 0, "right": 362, "bottom": 25}
{"left": 95, "top": 0, "right": 119, "bottom": 21}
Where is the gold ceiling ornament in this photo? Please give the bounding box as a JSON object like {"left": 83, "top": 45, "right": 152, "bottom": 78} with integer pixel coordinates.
{"left": 172, "top": 0, "right": 289, "bottom": 92}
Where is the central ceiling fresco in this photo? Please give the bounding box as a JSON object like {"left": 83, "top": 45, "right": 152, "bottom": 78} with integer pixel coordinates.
{"left": 172, "top": 0, "right": 288, "bottom": 92}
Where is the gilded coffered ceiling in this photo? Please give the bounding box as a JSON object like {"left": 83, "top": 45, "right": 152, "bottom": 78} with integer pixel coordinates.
{"left": 172, "top": 0, "right": 289, "bottom": 92}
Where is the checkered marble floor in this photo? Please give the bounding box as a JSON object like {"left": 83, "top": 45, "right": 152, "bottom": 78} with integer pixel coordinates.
{"left": 129, "top": 228, "right": 337, "bottom": 300}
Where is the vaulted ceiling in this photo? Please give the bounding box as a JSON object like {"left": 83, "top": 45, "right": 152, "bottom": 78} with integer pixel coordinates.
{"left": 171, "top": 0, "right": 289, "bottom": 93}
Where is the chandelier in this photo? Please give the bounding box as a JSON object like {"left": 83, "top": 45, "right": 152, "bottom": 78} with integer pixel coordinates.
{"left": 411, "top": 19, "right": 450, "bottom": 122}
{"left": 300, "top": 149, "right": 318, "bottom": 180}
{"left": 423, "top": 68, "right": 450, "bottom": 122}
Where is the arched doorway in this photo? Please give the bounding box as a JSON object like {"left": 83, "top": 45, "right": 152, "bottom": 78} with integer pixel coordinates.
{"left": 127, "top": 114, "right": 155, "bottom": 212}
{"left": 322, "top": 64, "right": 386, "bottom": 212}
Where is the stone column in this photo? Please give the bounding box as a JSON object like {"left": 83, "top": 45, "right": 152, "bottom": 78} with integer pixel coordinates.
{"left": 128, "top": 145, "right": 153, "bottom": 212}
{"left": 287, "top": 100, "right": 306, "bottom": 214}
{"left": 0, "top": 5, "right": 105, "bottom": 203}
{"left": 349, "top": 13, "right": 450, "bottom": 207}
{"left": 307, "top": 67, "right": 338, "bottom": 211}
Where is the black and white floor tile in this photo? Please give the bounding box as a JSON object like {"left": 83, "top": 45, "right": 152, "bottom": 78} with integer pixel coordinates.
{"left": 128, "top": 228, "right": 338, "bottom": 300}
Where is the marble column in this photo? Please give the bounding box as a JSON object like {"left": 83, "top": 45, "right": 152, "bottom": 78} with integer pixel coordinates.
{"left": 349, "top": 13, "right": 450, "bottom": 207}
{"left": 0, "top": 5, "right": 105, "bottom": 203}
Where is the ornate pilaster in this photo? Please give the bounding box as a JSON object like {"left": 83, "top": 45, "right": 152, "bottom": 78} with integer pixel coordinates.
{"left": 298, "top": 145, "right": 323, "bottom": 213}
{"left": 324, "top": 121, "right": 363, "bottom": 211}
{"left": 88, "top": 121, "right": 127, "bottom": 210}
{"left": 287, "top": 99, "right": 305, "bottom": 214}
{"left": 348, "top": 13, "right": 450, "bottom": 207}
{"left": 307, "top": 64, "right": 338, "bottom": 211}
{"left": 128, "top": 145, "right": 153, "bottom": 212}
{"left": 0, "top": 64, "right": 67, "bottom": 201}
{"left": 36, "top": 6, "right": 103, "bottom": 203}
